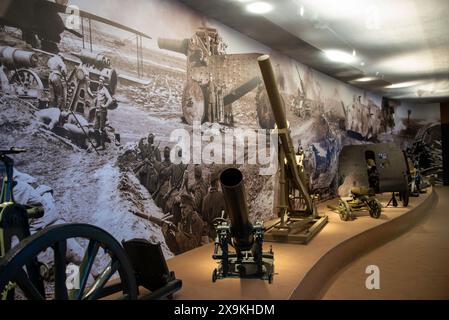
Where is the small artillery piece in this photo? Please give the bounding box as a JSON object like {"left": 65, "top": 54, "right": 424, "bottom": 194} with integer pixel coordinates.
{"left": 158, "top": 27, "right": 275, "bottom": 128}
{"left": 0, "top": 148, "right": 181, "bottom": 300}
{"left": 0, "top": 46, "right": 47, "bottom": 106}
{"left": 331, "top": 143, "right": 409, "bottom": 221}
{"left": 65, "top": 50, "right": 118, "bottom": 121}
{"left": 332, "top": 187, "right": 382, "bottom": 221}
{"left": 257, "top": 55, "right": 328, "bottom": 244}
{"left": 212, "top": 168, "right": 274, "bottom": 283}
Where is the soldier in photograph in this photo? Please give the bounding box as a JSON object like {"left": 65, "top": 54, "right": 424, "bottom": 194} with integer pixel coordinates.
{"left": 163, "top": 147, "right": 188, "bottom": 220}
{"left": 138, "top": 133, "right": 161, "bottom": 162}
{"left": 47, "top": 53, "right": 67, "bottom": 110}
{"left": 201, "top": 170, "right": 226, "bottom": 239}
{"left": 154, "top": 146, "right": 172, "bottom": 210}
{"left": 188, "top": 164, "right": 208, "bottom": 214}
{"left": 93, "top": 76, "right": 113, "bottom": 150}
{"left": 174, "top": 193, "right": 206, "bottom": 253}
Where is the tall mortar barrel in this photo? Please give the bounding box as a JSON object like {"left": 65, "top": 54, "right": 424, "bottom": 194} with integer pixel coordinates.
{"left": 219, "top": 168, "right": 253, "bottom": 249}
{"left": 257, "top": 54, "right": 314, "bottom": 214}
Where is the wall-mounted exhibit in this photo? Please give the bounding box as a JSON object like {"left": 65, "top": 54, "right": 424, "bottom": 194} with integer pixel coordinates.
{"left": 0, "top": 0, "right": 447, "bottom": 303}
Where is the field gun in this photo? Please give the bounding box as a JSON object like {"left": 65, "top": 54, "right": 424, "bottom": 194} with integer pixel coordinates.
{"left": 0, "top": 46, "right": 46, "bottom": 104}
{"left": 257, "top": 55, "right": 328, "bottom": 244}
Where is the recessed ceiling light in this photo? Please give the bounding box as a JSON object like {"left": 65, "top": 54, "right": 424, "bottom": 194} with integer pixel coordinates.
{"left": 385, "top": 81, "right": 420, "bottom": 89}
{"left": 324, "top": 50, "right": 356, "bottom": 63}
{"left": 355, "top": 77, "right": 377, "bottom": 82}
{"left": 246, "top": 2, "right": 273, "bottom": 14}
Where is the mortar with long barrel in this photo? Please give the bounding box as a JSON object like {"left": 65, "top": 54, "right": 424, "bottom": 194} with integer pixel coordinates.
{"left": 257, "top": 55, "right": 328, "bottom": 244}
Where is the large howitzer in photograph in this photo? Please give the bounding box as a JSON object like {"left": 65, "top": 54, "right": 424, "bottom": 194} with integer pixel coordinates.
{"left": 257, "top": 55, "right": 328, "bottom": 244}
{"left": 0, "top": 46, "right": 47, "bottom": 105}
{"left": 158, "top": 27, "right": 276, "bottom": 128}
{"left": 212, "top": 168, "right": 274, "bottom": 283}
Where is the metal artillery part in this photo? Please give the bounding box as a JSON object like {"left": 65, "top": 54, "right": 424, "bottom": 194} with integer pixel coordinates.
{"left": 330, "top": 143, "right": 410, "bottom": 221}
{"left": 257, "top": 55, "right": 328, "bottom": 244}
{"left": 158, "top": 27, "right": 271, "bottom": 127}
{"left": 330, "top": 187, "right": 382, "bottom": 221}
{"left": 0, "top": 224, "right": 138, "bottom": 300}
{"left": 64, "top": 50, "right": 118, "bottom": 123}
{"left": 212, "top": 168, "right": 274, "bottom": 283}
{"left": 72, "top": 50, "right": 112, "bottom": 70}
{"left": 0, "top": 46, "right": 39, "bottom": 68}
{"left": 157, "top": 38, "right": 189, "bottom": 56}
{"left": 0, "top": 46, "right": 45, "bottom": 102}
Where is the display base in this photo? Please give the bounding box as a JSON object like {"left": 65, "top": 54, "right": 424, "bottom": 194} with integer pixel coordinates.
{"left": 264, "top": 215, "right": 328, "bottom": 244}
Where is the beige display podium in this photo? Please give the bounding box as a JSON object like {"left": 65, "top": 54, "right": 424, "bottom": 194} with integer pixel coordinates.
{"left": 163, "top": 189, "right": 436, "bottom": 300}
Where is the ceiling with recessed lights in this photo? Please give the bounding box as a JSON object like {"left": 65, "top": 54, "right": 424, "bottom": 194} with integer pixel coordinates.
{"left": 179, "top": 0, "right": 449, "bottom": 102}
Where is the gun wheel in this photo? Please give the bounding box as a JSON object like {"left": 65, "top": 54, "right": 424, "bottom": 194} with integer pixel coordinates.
{"left": 181, "top": 81, "right": 205, "bottom": 125}
{"left": 338, "top": 199, "right": 352, "bottom": 221}
{"left": 11, "top": 69, "right": 44, "bottom": 97}
{"left": 212, "top": 269, "right": 218, "bottom": 283}
{"left": 0, "top": 224, "right": 137, "bottom": 300}
{"left": 368, "top": 199, "right": 382, "bottom": 219}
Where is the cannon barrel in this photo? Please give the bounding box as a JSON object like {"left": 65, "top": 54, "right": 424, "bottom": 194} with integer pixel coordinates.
{"left": 0, "top": 46, "right": 38, "bottom": 68}
{"left": 219, "top": 168, "right": 253, "bottom": 249}
{"left": 257, "top": 54, "right": 313, "bottom": 213}
{"left": 72, "top": 50, "right": 111, "bottom": 69}
{"left": 157, "top": 38, "right": 189, "bottom": 56}
{"left": 223, "top": 76, "right": 262, "bottom": 106}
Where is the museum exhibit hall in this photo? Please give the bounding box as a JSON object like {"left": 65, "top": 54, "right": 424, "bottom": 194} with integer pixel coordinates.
{"left": 1, "top": 0, "right": 449, "bottom": 309}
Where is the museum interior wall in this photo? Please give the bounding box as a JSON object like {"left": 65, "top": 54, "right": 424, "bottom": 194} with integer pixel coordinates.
{"left": 0, "top": 0, "right": 443, "bottom": 264}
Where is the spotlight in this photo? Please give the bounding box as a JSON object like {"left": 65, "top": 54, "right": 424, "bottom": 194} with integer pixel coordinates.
{"left": 385, "top": 81, "right": 420, "bottom": 89}
{"left": 354, "top": 77, "right": 377, "bottom": 82}
{"left": 246, "top": 2, "right": 273, "bottom": 14}
{"left": 324, "top": 50, "right": 356, "bottom": 63}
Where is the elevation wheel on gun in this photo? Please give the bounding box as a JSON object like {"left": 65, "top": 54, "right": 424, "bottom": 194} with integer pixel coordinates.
{"left": 181, "top": 81, "right": 205, "bottom": 125}
{"left": 368, "top": 199, "right": 382, "bottom": 219}
{"left": 10, "top": 69, "right": 44, "bottom": 97}
{"left": 338, "top": 199, "right": 352, "bottom": 221}
{"left": 0, "top": 223, "right": 138, "bottom": 300}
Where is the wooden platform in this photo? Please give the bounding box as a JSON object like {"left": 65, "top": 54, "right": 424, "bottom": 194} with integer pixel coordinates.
{"left": 164, "top": 189, "right": 436, "bottom": 300}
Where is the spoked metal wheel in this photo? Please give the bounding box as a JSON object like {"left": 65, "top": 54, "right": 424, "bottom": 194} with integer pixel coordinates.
{"left": 368, "top": 199, "right": 382, "bottom": 219}
{"left": 11, "top": 69, "right": 45, "bottom": 98}
{"left": 337, "top": 199, "right": 352, "bottom": 221}
{"left": 181, "top": 81, "right": 205, "bottom": 125}
{"left": 0, "top": 224, "right": 137, "bottom": 300}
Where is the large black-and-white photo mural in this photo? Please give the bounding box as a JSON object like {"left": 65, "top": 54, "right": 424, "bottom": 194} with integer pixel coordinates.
{"left": 0, "top": 0, "right": 442, "bottom": 265}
